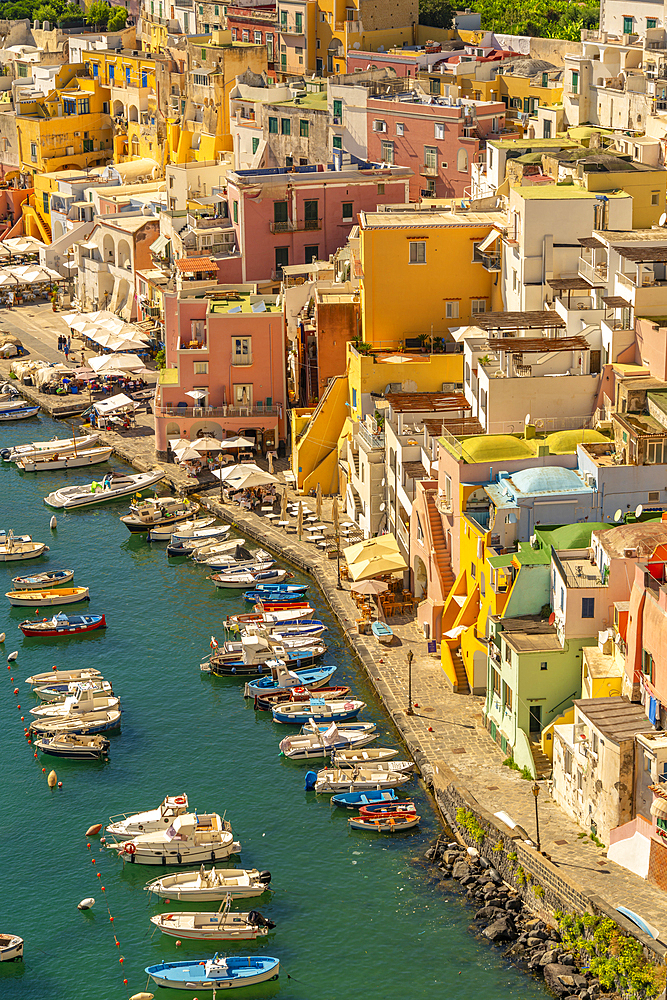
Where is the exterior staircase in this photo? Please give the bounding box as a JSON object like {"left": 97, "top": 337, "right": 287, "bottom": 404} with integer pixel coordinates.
{"left": 450, "top": 648, "right": 470, "bottom": 694}
{"left": 424, "top": 490, "right": 455, "bottom": 595}
{"left": 350, "top": 449, "right": 359, "bottom": 476}
{"left": 530, "top": 741, "right": 552, "bottom": 780}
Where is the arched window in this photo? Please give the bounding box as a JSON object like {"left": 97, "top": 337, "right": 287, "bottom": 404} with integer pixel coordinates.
{"left": 458, "top": 148, "right": 468, "bottom": 172}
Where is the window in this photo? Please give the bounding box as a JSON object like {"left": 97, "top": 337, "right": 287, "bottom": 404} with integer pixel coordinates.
{"left": 409, "top": 241, "right": 426, "bottom": 264}
{"left": 649, "top": 490, "right": 660, "bottom": 502}
{"left": 304, "top": 199, "right": 318, "bottom": 227}
{"left": 281, "top": 118, "right": 291, "bottom": 135}
{"left": 571, "top": 70, "right": 579, "bottom": 94}
{"left": 504, "top": 642, "right": 511, "bottom": 664}
{"left": 424, "top": 145, "right": 437, "bottom": 172}
{"left": 457, "top": 148, "right": 468, "bottom": 172}
{"left": 372, "top": 119, "right": 386, "bottom": 132}
{"left": 30, "top": 141, "right": 37, "bottom": 162}
{"left": 242, "top": 30, "right": 249, "bottom": 41}
{"left": 394, "top": 121, "right": 404, "bottom": 136}
{"left": 581, "top": 597, "right": 595, "bottom": 619}
{"left": 435, "top": 122, "right": 445, "bottom": 140}
{"left": 304, "top": 244, "right": 318, "bottom": 262}
{"left": 493, "top": 669, "right": 501, "bottom": 695}
{"left": 266, "top": 34, "right": 274, "bottom": 60}
{"left": 232, "top": 201, "right": 238, "bottom": 223}
{"left": 352, "top": 387, "right": 357, "bottom": 409}
{"left": 274, "top": 246, "right": 289, "bottom": 273}
{"left": 377, "top": 183, "right": 384, "bottom": 194}
{"left": 643, "top": 649, "right": 654, "bottom": 681}
{"left": 102, "top": 101, "right": 109, "bottom": 114}
{"left": 268, "top": 116, "right": 278, "bottom": 134}
{"left": 623, "top": 15, "right": 633, "bottom": 33}
{"left": 295, "top": 11, "right": 302, "bottom": 31}
{"left": 273, "top": 201, "right": 288, "bottom": 226}
{"left": 332, "top": 136, "right": 342, "bottom": 150}
{"left": 652, "top": 191, "right": 660, "bottom": 205}
{"left": 232, "top": 337, "right": 252, "bottom": 364}
{"left": 63, "top": 98, "right": 76, "bottom": 115}
{"left": 512, "top": 268, "right": 518, "bottom": 291}
{"left": 445, "top": 301, "right": 459, "bottom": 319}
{"left": 83, "top": 139, "right": 93, "bottom": 152}
{"left": 42, "top": 191, "right": 48, "bottom": 214}
{"left": 233, "top": 383, "right": 253, "bottom": 406}
{"left": 502, "top": 681, "right": 513, "bottom": 712}
{"left": 648, "top": 17, "right": 657, "bottom": 28}
{"left": 300, "top": 119, "right": 309, "bottom": 137}
{"left": 204, "top": 24, "right": 209, "bottom": 33}
{"left": 199, "top": 4, "right": 202, "bottom": 11}
{"left": 280, "top": 8, "right": 286, "bottom": 25}
{"left": 380, "top": 140, "right": 394, "bottom": 165}
{"left": 252, "top": 136, "right": 259, "bottom": 154}
{"left": 214, "top": 3, "right": 219, "bottom": 13}
{"left": 254, "top": 30, "right": 262, "bottom": 43}
{"left": 543, "top": 120, "right": 551, "bottom": 138}
{"left": 471, "top": 299, "right": 486, "bottom": 315}
{"left": 647, "top": 441, "right": 664, "bottom": 464}
{"left": 541, "top": 661, "right": 548, "bottom": 671}
{"left": 333, "top": 98, "right": 342, "bottom": 120}
{"left": 342, "top": 202, "right": 353, "bottom": 221}
{"left": 17, "top": 63, "right": 27, "bottom": 77}
{"left": 194, "top": 361, "right": 208, "bottom": 374}
{"left": 429, "top": 78, "right": 441, "bottom": 95}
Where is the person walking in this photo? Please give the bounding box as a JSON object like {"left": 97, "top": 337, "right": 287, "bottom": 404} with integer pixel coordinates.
{"left": 63, "top": 340, "right": 70, "bottom": 361}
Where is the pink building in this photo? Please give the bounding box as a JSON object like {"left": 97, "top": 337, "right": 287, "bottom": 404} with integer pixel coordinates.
{"left": 154, "top": 289, "right": 287, "bottom": 457}
{"left": 365, "top": 95, "right": 506, "bottom": 200}
{"left": 224, "top": 162, "right": 411, "bottom": 282}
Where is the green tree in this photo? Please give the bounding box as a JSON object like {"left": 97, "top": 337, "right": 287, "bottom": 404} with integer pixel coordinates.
{"left": 107, "top": 5, "right": 127, "bottom": 30}
{"left": 86, "top": 0, "right": 110, "bottom": 27}
{"left": 34, "top": 3, "right": 59, "bottom": 20}
{"left": 419, "top": 0, "right": 454, "bottom": 30}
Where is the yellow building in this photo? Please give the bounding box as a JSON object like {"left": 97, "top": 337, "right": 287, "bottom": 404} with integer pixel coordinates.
{"left": 315, "top": 0, "right": 417, "bottom": 74}
{"left": 16, "top": 69, "right": 112, "bottom": 178}
{"left": 358, "top": 208, "right": 506, "bottom": 350}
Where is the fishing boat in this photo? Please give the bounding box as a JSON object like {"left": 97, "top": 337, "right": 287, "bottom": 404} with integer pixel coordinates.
{"left": 303, "top": 721, "right": 376, "bottom": 736}
{"left": 371, "top": 620, "right": 394, "bottom": 645}
{"left": 0, "top": 934, "right": 23, "bottom": 962}
{"left": 0, "top": 403, "right": 39, "bottom": 421}
{"left": 106, "top": 795, "right": 191, "bottom": 839}
{"left": 108, "top": 813, "right": 240, "bottom": 865}
{"left": 0, "top": 397, "right": 36, "bottom": 411}
{"left": 30, "top": 684, "right": 119, "bottom": 719}
{"left": 279, "top": 723, "right": 377, "bottom": 761}
{"left": 252, "top": 600, "right": 312, "bottom": 613}
{"left": 203, "top": 551, "right": 274, "bottom": 571}
{"left": 17, "top": 445, "right": 113, "bottom": 472}
{"left": 167, "top": 528, "right": 232, "bottom": 557}
{"left": 12, "top": 569, "right": 74, "bottom": 590}
{"left": 272, "top": 699, "right": 365, "bottom": 726}
{"left": 330, "top": 789, "right": 398, "bottom": 810}
{"left": 145, "top": 954, "right": 280, "bottom": 991}
{"left": 349, "top": 812, "right": 420, "bottom": 832}
{"left": 29, "top": 708, "right": 121, "bottom": 736}
{"left": 212, "top": 570, "right": 289, "bottom": 590}
{"left": 6, "top": 586, "right": 89, "bottom": 607}
{"left": 19, "top": 612, "right": 106, "bottom": 637}
{"left": 240, "top": 621, "right": 327, "bottom": 640}
{"left": 33, "top": 678, "right": 112, "bottom": 702}
{"left": 0, "top": 533, "right": 48, "bottom": 561}
{"left": 150, "top": 900, "right": 275, "bottom": 941}
{"left": 1, "top": 433, "right": 99, "bottom": 462}
{"left": 243, "top": 663, "right": 336, "bottom": 699}
{"left": 205, "top": 638, "right": 327, "bottom": 677}
{"left": 171, "top": 523, "right": 230, "bottom": 543}
{"left": 25, "top": 667, "right": 103, "bottom": 687}
{"left": 254, "top": 685, "right": 351, "bottom": 712}
{"left": 305, "top": 767, "right": 411, "bottom": 794}
{"left": 145, "top": 866, "right": 272, "bottom": 902}
{"left": 334, "top": 756, "right": 415, "bottom": 774}
{"left": 225, "top": 607, "right": 314, "bottom": 629}
{"left": 44, "top": 470, "right": 165, "bottom": 509}
{"left": 147, "top": 516, "right": 216, "bottom": 541}
{"left": 246, "top": 591, "right": 307, "bottom": 604}
{"left": 359, "top": 801, "right": 417, "bottom": 817}
{"left": 191, "top": 539, "right": 248, "bottom": 562}
{"left": 331, "top": 748, "right": 400, "bottom": 765}
{"left": 248, "top": 583, "right": 307, "bottom": 597}
{"left": 120, "top": 496, "right": 199, "bottom": 533}
{"left": 33, "top": 733, "right": 110, "bottom": 760}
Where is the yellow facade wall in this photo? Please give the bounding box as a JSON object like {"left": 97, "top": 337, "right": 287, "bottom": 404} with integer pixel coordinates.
{"left": 583, "top": 170, "right": 667, "bottom": 229}
{"left": 346, "top": 345, "right": 463, "bottom": 423}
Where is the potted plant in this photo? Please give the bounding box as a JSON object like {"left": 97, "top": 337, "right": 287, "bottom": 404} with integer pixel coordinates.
{"left": 417, "top": 333, "right": 430, "bottom": 353}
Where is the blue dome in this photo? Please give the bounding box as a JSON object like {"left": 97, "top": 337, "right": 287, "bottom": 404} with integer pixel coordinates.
{"left": 510, "top": 466, "right": 586, "bottom": 496}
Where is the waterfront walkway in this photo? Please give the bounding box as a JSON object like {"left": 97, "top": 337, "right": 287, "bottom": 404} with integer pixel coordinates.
{"left": 7, "top": 304, "right": 667, "bottom": 932}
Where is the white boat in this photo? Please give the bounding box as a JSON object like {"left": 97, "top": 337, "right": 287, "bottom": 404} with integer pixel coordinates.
{"left": 30, "top": 684, "right": 119, "bottom": 719}
{"left": 17, "top": 446, "right": 114, "bottom": 472}
{"left": 211, "top": 569, "right": 289, "bottom": 590}
{"left": 331, "top": 747, "right": 400, "bottom": 764}
{"left": 272, "top": 699, "right": 365, "bottom": 725}
{"left": 44, "top": 470, "right": 165, "bottom": 509}
{"left": 6, "top": 586, "right": 89, "bottom": 606}
{"left": 279, "top": 725, "right": 377, "bottom": 761}
{"left": 0, "top": 532, "right": 48, "bottom": 561}
{"left": 106, "top": 795, "right": 191, "bottom": 839}
{"left": 332, "top": 752, "right": 415, "bottom": 774}
{"left": 225, "top": 607, "right": 314, "bottom": 628}
{"left": 170, "top": 525, "right": 231, "bottom": 546}
{"left": 29, "top": 708, "right": 121, "bottom": 735}
{"left": 147, "top": 517, "right": 216, "bottom": 541}
{"left": 203, "top": 548, "right": 272, "bottom": 569}
{"left": 1, "top": 433, "right": 99, "bottom": 463}
{"left": 150, "top": 898, "right": 275, "bottom": 941}
{"left": 108, "top": 812, "right": 240, "bottom": 865}
{"left": 26, "top": 667, "right": 103, "bottom": 687}
{"left": 34, "top": 678, "right": 112, "bottom": 702}
{"left": 308, "top": 767, "right": 412, "bottom": 794}
{"left": 191, "top": 538, "right": 247, "bottom": 561}
{"left": 145, "top": 866, "right": 272, "bottom": 901}
{"left": 121, "top": 496, "right": 199, "bottom": 532}
{"left": 0, "top": 404, "right": 39, "bottom": 421}
{"left": 11, "top": 569, "right": 74, "bottom": 590}
{"left": 0, "top": 934, "right": 23, "bottom": 962}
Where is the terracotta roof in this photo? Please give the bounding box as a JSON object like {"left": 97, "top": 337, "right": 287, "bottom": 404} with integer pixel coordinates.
{"left": 175, "top": 257, "right": 218, "bottom": 272}
{"left": 475, "top": 310, "right": 565, "bottom": 330}
{"left": 481, "top": 335, "right": 589, "bottom": 352}
{"left": 384, "top": 391, "right": 469, "bottom": 412}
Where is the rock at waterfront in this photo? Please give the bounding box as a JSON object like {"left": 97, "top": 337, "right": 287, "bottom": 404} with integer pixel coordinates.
{"left": 543, "top": 964, "right": 588, "bottom": 997}
{"left": 505, "top": 899, "right": 522, "bottom": 912}
{"left": 482, "top": 915, "right": 517, "bottom": 942}
{"left": 452, "top": 861, "right": 469, "bottom": 879}
{"left": 474, "top": 905, "right": 505, "bottom": 921}
{"left": 540, "top": 948, "right": 561, "bottom": 966}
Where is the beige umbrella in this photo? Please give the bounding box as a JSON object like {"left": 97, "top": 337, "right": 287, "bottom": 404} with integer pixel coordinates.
{"left": 316, "top": 482, "right": 322, "bottom": 520}
{"left": 297, "top": 501, "right": 303, "bottom": 541}
{"left": 332, "top": 495, "right": 339, "bottom": 536}
{"left": 351, "top": 579, "right": 388, "bottom": 595}
{"left": 281, "top": 490, "right": 288, "bottom": 521}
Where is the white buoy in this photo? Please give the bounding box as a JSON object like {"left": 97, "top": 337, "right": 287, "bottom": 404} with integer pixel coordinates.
{"left": 0, "top": 632, "right": 5, "bottom": 643}
{"left": 7, "top": 650, "right": 17, "bottom": 661}
{"left": 50, "top": 516, "right": 57, "bottom": 530}
{"left": 77, "top": 897, "right": 95, "bottom": 910}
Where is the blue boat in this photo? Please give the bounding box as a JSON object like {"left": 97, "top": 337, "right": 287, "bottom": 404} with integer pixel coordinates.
{"left": 244, "top": 588, "right": 307, "bottom": 603}
{"left": 146, "top": 954, "right": 280, "bottom": 990}
{"left": 272, "top": 698, "right": 364, "bottom": 725}
{"left": 244, "top": 664, "right": 336, "bottom": 698}
{"left": 331, "top": 789, "right": 399, "bottom": 810}
{"left": 251, "top": 583, "right": 308, "bottom": 595}
{"left": 209, "top": 642, "right": 327, "bottom": 677}
{"left": 0, "top": 404, "right": 39, "bottom": 421}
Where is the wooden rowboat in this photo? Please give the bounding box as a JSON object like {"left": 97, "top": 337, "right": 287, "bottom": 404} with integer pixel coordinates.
{"left": 12, "top": 569, "right": 74, "bottom": 590}
{"left": 6, "top": 587, "right": 89, "bottom": 607}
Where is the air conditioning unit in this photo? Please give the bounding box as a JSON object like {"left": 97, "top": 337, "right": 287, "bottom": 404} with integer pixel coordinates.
{"left": 584, "top": 472, "right": 595, "bottom": 487}
{"left": 624, "top": 547, "right": 638, "bottom": 558}
{"left": 441, "top": 382, "right": 456, "bottom": 391}
{"left": 74, "top": 132, "right": 80, "bottom": 137}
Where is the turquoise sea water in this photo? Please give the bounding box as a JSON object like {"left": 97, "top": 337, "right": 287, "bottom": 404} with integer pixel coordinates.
{"left": 0, "top": 414, "right": 549, "bottom": 1000}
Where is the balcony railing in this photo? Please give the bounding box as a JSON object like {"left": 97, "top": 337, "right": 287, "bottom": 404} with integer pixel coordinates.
{"left": 434, "top": 493, "right": 453, "bottom": 515}
{"left": 178, "top": 339, "right": 207, "bottom": 351}
{"left": 357, "top": 423, "right": 385, "bottom": 449}
{"left": 269, "top": 218, "right": 322, "bottom": 233}
{"left": 479, "top": 250, "right": 501, "bottom": 272}
{"left": 231, "top": 352, "right": 253, "bottom": 366}
{"left": 420, "top": 163, "right": 439, "bottom": 176}
{"left": 578, "top": 255, "right": 608, "bottom": 283}
{"left": 159, "top": 404, "right": 279, "bottom": 417}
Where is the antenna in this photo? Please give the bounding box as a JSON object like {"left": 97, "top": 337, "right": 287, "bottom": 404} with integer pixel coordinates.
{"left": 635, "top": 504, "right": 643, "bottom": 519}
{"left": 613, "top": 508, "right": 623, "bottom": 522}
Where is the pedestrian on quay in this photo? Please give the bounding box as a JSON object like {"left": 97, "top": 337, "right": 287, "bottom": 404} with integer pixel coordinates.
{"left": 67, "top": 336, "right": 71, "bottom": 353}
{"left": 63, "top": 340, "right": 70, "bottom": 361}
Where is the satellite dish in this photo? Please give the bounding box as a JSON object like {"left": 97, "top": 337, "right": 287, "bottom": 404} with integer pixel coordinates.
{"left": 660, "top": 212, "right": 667, "bottom": 227}
{"left": 635, "top": 504, "right": 643, "bottom": 519}
{"left": 614, "top": 508, "right": 623, "bottom": 522}
{"left": 379, "top": 502, "right": 386, "bottom": 511}
{"left": 548, "top": 612, "right": 555, "bottom": 625}
{"left": 525, "top": 412, "right": 531, "bottom": 426}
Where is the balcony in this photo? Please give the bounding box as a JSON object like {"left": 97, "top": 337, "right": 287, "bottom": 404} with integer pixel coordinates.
{"left": 578, "top": 255, "right": 608, "bottom": 283}
{"left": 269, "top": 218, "right": 322, "bottom": 233}
{"left": 231, "top": 352, "right": 253, "bottom": 366}
{"left": 479, "top": 250, "right": 501, "bottom": 272}
{"left": 357, "top": 423, "right": 385, "bottom": 450}
{"left": 178, "top": 338, "right": 207, "bottom": 351}
{"left": 159, "top": 404, "right": 278, "bottom": 418}
{"left": 420, "top": 163, "right": 439, "bottom": 177}
{"left": 434, "top": 493, "right": 453, "bottom": 515}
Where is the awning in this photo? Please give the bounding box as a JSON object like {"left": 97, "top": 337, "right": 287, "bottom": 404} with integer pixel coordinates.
{"left": 94, "top": 392, "right": 136, "bottom": 415}
{"left": 150, "top": 234, "right": 169, "bottom": 254}
{"left": 651, "top": 797, "right": 667, "bottom": 820}
{"left": 478, "top": 229, "right": 502, "bottom": 253}
{"left": 80, "top": 241, "right": 98, "bottom": 250}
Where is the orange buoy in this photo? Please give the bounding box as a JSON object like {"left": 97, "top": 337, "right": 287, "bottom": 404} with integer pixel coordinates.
{"left": 86, "top": 824, "right": 102, "bottom": 836}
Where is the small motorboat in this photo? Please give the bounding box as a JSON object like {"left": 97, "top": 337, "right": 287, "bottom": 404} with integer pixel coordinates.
{"left": 169, "top": 524, "right": 231, "bottom": 544}
{"left": 204, "top": 635, "right": 327, "bottom": 677}
{"left": 279, "top": 724, "right": 377, "bottom": 761}
{"left": 12, "top": 569, "right": 74, "bottom": 590}
{"left": 0, "top": 403, "right": 39, "bottom": 421}
{"left": 331, "top": 747, "right": 400, "bottom": 765}
{"left": 239, "top": 621, "right": 327, "bottom": 640}
{"left": 6, "top": 587, "right": 89, "bottom": 607}
{"left": 306, "top": 767, "right": 411, "bottom": 794}
{"left": 249, "top": 583, "right": 307, "bottom": 597}
{"left": 243, "top": 663, "right": 336, "bottom": 699}
{"left": 330, "top": 789, "right": 400, "bottom": 810}
{"left": 25, "top": 667, "right": 103, "bottom": 687}
{"left": 30, "top": 684, "right": 119, "bottom": 719}
{"left": 108, "top": 813, "right": 240, "bottom": 865}
{"left": 2, "top": 433, "right": 99, "bottom": 463}
{"left": 225, "top": 607, "right": 315, "bottom": 629}
{"left": 0, "top": 532, "right": 49, "bottom": 562}
{"left": 0, "top": 934, "right": 23, "bottom": 961}
{"left": 212, "top": 569, "right": 289, "bottom": 590}
{"left": 145, "top": 954, "right": 280, "bottom": 991}
{"left": 44, "top": 470, "right": 165, "bottom": 509}
{"left": 349, "top": 813, "right": 420, "bottom": 832}
{"left": 191, "top": 539, "right": 248, "bottom": 562}
{"left": 33, "top": 678, "right": 112, "bottom": 702}
{"left": 147, "top": 516, "right": 216, "bottom": 541}
{"left": 106, "top": 794, "right": 191, "bottom": 839}
{"left": 245, "top": 590, "right": 307, "bottom": 603}
{"left": 29, "top": 709, "right": 121, "bottom": 735}
{"left": 254, "top": 685, "right": 351, "bottom": 712}
{"left": 120, "top": 496, "right": 199, "bottom": 532}
{"left": 33, "top": 733, "right": 110, "bottom": 760}
{"left": 145, "top": 866, "right": 272, "bottom": 902}
{"left": 17, "top": 446, "right": 113, "bottom": 472}
{"left": 335, "top": 757, "right": 415, "bottom": 774}
{"left": 150, "top": 899, "right": 275, "bottom": 941}
{"left": 19, "top": 612, "right": 106, "bottom": 637}
{"left": 359, "top": 801, "right": 417, "bottom": 817}
{"left": 252, "top": 600, "right": 312, "bottom": 613}
{"left": 371, "top": 620, "right": 394, "bottom": 645}
{"left": 272, "top": 699, "right": 365, "bottom": 726}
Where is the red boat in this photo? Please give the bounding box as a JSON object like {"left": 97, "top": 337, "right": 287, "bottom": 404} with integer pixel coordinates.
{"left": 252, "top": 601, "right": 312, "bottom": 612}
{"left": 19, "top": 612, "right": 107, "bottom": 638}
{"left": 359, "top": 802, "right": 417, "bottom": 819}
{"left": 254, "top": 685, "right": 351, "bottom": 711}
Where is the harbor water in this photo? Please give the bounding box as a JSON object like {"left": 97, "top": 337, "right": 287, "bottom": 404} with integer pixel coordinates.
{"left": 0, "top": 415, "right": 549, "bottom": 1000}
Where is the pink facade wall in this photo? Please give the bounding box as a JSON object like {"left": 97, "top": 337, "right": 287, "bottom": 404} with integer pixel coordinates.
{"left": 226, "top": 170, "right": 410, "bottom": 281}
{"left": 635, "top": 318, "right": 667, "bottom": 381}
{"left": 345, "top": 51, "right": 420, "bottom": 77}
{"left": 365, "top": 99, "right": 505, "bottom": 201}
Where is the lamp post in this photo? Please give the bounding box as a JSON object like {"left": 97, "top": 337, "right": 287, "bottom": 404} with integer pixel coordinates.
{"left": 336, "top": 524, "right": 342, "bottom": 589}
{"left": 218, "top": 457, "right": 224, "bottom": 503}
{"left": 406, "top": 649, "right": 414, "bottom": 715}
{"left": 532, "top": 782, "right": 541, "bottom": 853}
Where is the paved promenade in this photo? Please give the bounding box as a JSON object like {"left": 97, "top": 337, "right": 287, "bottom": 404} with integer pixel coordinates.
{"left": 7, "top": 304, "right": 667, "bottom": 932}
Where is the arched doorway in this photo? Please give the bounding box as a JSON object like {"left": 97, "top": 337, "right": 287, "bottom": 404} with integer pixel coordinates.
{"left": 413, "top": 555, "right": 427, "bottom": 600}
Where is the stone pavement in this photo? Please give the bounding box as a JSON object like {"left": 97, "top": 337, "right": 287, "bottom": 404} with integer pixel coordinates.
{"left": 9, "top": 308, "right": 667, "bottom": 933}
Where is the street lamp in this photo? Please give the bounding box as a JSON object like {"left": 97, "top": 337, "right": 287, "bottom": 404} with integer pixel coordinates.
{"left": 335, "top": 524, "right": 342, "bottom": 590}
{"left": 532, "top": 782, "right": 541, "bottom": 853}
{"left": 406, "top": 649, "right": 414, "bottom": 715}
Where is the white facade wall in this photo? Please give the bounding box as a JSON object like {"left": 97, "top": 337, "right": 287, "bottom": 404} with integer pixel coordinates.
{"left": 601, "top": 0, "right": 663, "bottom": 36}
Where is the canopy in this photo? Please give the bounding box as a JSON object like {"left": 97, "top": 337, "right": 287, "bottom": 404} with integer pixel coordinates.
{"left": 211, "top": 463, "right": 278, "bottom": 489}
{"left": 176, "top": 446, "right": 201, "bottom": 461}
{"left": 185, "top": 389, "right": 207, "bottom": 401}
{"left": 344, "top": 534, "right": 407, "bottom": 582}
{"left": 219, "top": 435, "right": 255, "bottom": 449}
{"left": 169, "top": 438, "right": 191, "bottom": 451}
{"left": 94, "top": 392, "right": 136, "bottom": 415}
{"left": 351, "top": 579, "right": 388, "bottom": 595}
{"left": 190, "top": 437, "right": 224, "bottom": 453}
{"left": 88, "top": 354, "right": 147, "bottom": 374}
{"left": 477, "top": 229, "right": 502, "bottom": 253}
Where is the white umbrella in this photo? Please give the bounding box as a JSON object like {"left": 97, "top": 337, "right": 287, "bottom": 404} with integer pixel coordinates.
{"left": 211, "top": 463, "right": 277, "bottom": 489}
{"left": 177, "top": 446, "right": 201, "bottom": 461}
{"left": 169, "top": 438, "right": 191, "bottom": 451}
{"left": 219, "top": 436, "right": 255, "bottom": 449}
{"left": 191, "top": 437, "right": 223, "bottom": 453}
{"left": 185, "top": 389, "right": 207, "bottom": 401}
{"left": 268, "top": 452, "right": 274, "bottom": 474}
{"left": 88, "top": 353, "right": 147, "bottom": 374}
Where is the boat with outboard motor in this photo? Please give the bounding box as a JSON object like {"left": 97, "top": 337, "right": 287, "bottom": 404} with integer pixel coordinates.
{"left": 225, "top": 607, "right": 314, "bottom": 629}
{"left": 150, "top": 898, "right": 275, "bottom": 941}
{"left": 106, "top": 794, "right": 191, "bottom": 839}
{"left": 245, "top": 583, "right": 307, "bottom": 599}
{"left": 204, "top": 636, "right": 327, "bottom": 677}
{"left": 147, "top": 516, "right": 215, "bottom": 541}
{"left": 0, "top": 934, "right": 23, "bottom": 961}
{"left": 145, "top": 866, "right": 272, "bottom": 902}
{"left": 19, "top": 611, "right": 106, "bottom": 637}
{"left": 330, "top": 789, "right": 399, "bottom": 810}
{"left": 191, "top": 539, "right": 249, "bottom": 562}
{"left": 33, "top": 732, "right": 110, "bottom": 760}
{"left": 2, "top": 433, "right": 99, "bottom": 463}
{"left": 109, "top": 812, "right": 240, "bottom": 865}
{"left": 211, "top": 569, "right": 289, "bottom": 589}
{"left": 243, "top": 662, "right": 336, "bottom": 699}
{"left": 120, "top": 495, "right": 198, "bottom": 532}
{"left": 25, "top": 667, "right": 103, "bottom": 687}
{"left": 145, "top": 954, "right": 279, "bottom": 991}
{"left": 0, "top": 532, "right": 48, "bottom": 561}
{"left": 44, "top": 470, "right": 165, "bottom": 509}
{"left": 272, "top": 698, "right": 365, "bottom": 726}
{"left": 29, "top": 683, "right": 119, "bottom": 720}
{"left": 254, "top": 684, "right": 351, "bottom": 712}
{"left": 348, "top": 812, "right": 420, "bottom": 832}
{"left": 6, "top": 586, "right": 89, "bottom": 607}
{"left": 33, "top": 678, "right": 112, "bottom": 702}
{"left": 17, "top": 445, "right": 113, "bottom": 472}
{"left": 279, "top": 721, "right": 378, "bottom": 761}
{"left": 0, "top": 403, "right": 39, "bottom": 421}
{"left": 29, "top": 707, "right": 121, "bottom": 736}
{"left": 306, "top": 767, "right": 411, "bottom": 794}
{"left": 12, "top": 569, "right": 74, "bottom": 590}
